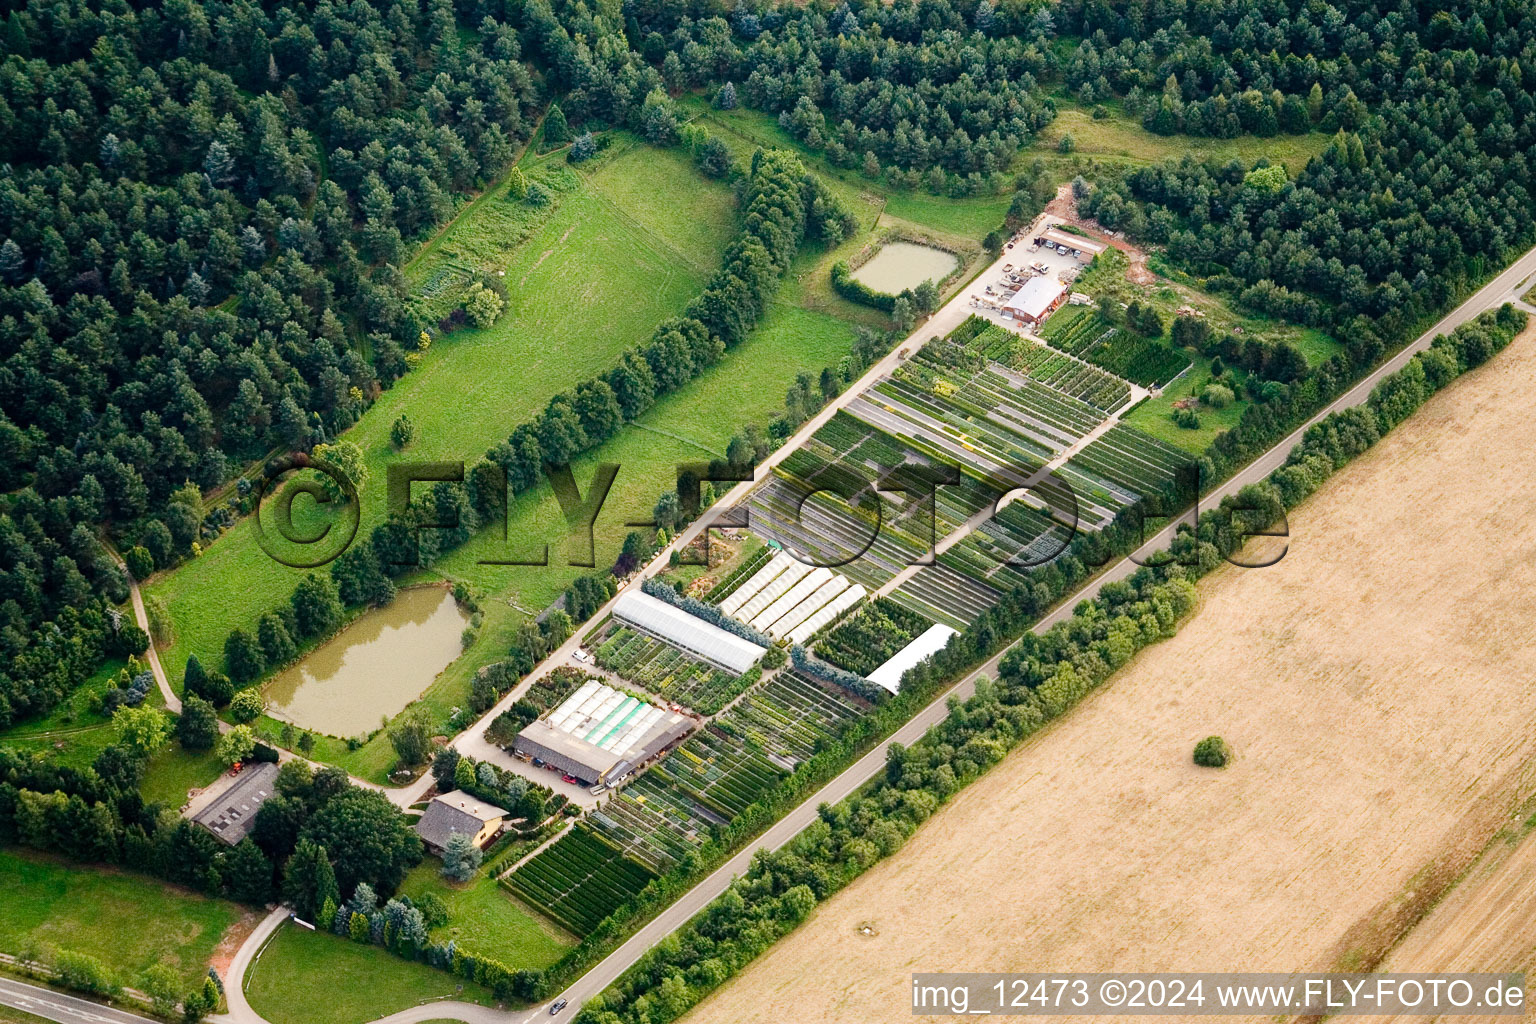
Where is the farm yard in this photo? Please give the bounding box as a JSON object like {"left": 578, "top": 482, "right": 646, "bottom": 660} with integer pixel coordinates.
{"left": 681, "top": 324, "right": 1536, "bottom": 1024}
{"left": 740, "top": 303, "right": 1207, "bottom": 628}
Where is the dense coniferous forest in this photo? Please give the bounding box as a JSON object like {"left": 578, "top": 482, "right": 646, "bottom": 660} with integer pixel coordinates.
{"left": 0, "top": 0, "right": 537, "bottom": 725}
{"left": 625, "top": 0, "right": 1058, "bottom": 186}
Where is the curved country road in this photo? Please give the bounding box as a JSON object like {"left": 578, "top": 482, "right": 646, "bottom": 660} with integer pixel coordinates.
{"left": 13, "top": 249, "right": 1535, "bottom": 1024}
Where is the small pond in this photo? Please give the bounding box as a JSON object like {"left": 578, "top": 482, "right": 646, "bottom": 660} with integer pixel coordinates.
{"left": 264, "top": 587, "right": 467, "bottom": 737}
{"left": 849, "top": 241, "right": 960, "bottom": 295}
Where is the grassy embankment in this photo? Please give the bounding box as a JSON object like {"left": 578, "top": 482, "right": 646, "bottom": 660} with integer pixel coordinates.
{"left": 244, "top": 921, "right": 496, "bottom": 1024}
{"left": 0, "top": 848, "right": 242, "bottom": 991}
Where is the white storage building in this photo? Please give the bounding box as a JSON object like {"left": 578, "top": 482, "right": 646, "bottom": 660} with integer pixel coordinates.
{"left": 613, "top": 590, "right": 765, "bottom": 674}
{"left": 866, "top": 623, "right": 958, "bottom": 694}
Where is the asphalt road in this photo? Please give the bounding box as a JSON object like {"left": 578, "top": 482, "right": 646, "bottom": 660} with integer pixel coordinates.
{"left": 0, "top": 976, "right": 157, "bottom": 1024}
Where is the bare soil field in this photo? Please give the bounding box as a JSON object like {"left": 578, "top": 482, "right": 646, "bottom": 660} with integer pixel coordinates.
{"left": 683, "top": 323, "right": 1536, "bottom": 1024}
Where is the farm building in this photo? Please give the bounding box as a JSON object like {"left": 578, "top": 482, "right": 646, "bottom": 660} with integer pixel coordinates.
{"left": 413, "top": 789, "right": 506, "bottom": 854}
{"left": 1002, "top": 276, "right": 1069, "bottom": 324}
{"left": 513, "top": 679, "right": 694, "bottom": 786}
{"left": 1034, "top": 227, "right": 1107, "bottom": 262}
{"left": 613, "top": 590, "right": 765, "bottom": 674}
{"left": 867, "top": 623, "right": 959, "bottom": 694}
{"left": 189, "top": 761, "right": 279, "bottom": 845}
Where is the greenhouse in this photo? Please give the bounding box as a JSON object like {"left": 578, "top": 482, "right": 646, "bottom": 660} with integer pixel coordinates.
{"left": 786, "top": 584, "right": 868, "bottom": 646}
{"left": 613, "top": 590, "right": 766, "bottom": 674}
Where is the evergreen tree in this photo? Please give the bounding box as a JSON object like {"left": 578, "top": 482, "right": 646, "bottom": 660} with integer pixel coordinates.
{"left": 544, "top": 103, "right": 570, "bottom": 145}
{"left": 282, "top": 839, "right": 340, "bottom": 922}
{"left": 441, "top": 832, "right": 482, "bottom": 882}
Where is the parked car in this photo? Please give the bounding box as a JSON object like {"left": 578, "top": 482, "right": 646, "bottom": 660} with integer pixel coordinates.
{"left": 562, "top": 774, "right": 578, "bottom": 784}
{"left": 550, "top": 999, "right": 568, "bottom": 1015}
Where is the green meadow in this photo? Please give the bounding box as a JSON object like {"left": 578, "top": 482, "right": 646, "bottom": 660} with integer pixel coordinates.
{"left": 245, "top": 922, "right": 496, "bottom": 1024}
{"left": 0, "top": 849, "right": 242, "bottom": 990}
{"left": 145, "top": 140, "right": 735, "bottom": 689}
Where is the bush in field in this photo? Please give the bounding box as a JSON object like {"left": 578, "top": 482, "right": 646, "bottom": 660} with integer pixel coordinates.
{"left": 462, "top": 282, "right": 505, "bottom": 328}
{"left": 1193, "top": 735, "right": 1231, "bottom": 768}
{"left": 1173, "top": 406, "right": 1201, "bottom": 429}
{"left": 569, "top": 132, "right": 597, "bottom": 162}
{"left": 761, "top": 646, "right": 787, "bottom": 669}
{"left": 390, "top": 413, "right": 414, "bottom": 450}
{"left": 52, "top": 947, "right": 118, "bottom": 996}
{"left": 1200, "top": 384, "right": 1235, "bottom": 408}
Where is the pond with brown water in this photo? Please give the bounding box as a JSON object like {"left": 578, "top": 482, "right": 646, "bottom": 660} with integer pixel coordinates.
{"left": 264, "top": 587, "right": 467, "bottom": 737}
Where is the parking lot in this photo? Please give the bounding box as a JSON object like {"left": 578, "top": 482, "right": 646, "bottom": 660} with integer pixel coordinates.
{"left": 964, "top": 223, "right": 1096, "bottom": 336}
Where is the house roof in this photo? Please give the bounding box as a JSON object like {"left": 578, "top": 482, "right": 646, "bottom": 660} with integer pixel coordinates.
{"left": 1039, "top": 227, "right": 1107, "bottom": 254}
{"left": 1002, "top": 276, "right": 1068, "bottom": 319}
{"left": 190, "top": 761, "right": 280, "bottom": 846}
{"left": 414, "top": 790, "right": 506, "bottom": 849}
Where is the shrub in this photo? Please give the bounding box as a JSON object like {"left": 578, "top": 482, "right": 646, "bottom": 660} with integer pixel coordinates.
{"left": 228, "top": 688, "right": 265, "bottom": 723}
{"left": 390, "top": 413, "right": 414, "bottom": 450}
{"left": 569, "top": 132, "right": 597, "bottom": 162}
{"left": 1173, "top": 406, "right": 1201, "bottom": 429}
{"left": 760, "top": 646, "right": 787, "bottom": 669}
{"left": 462, "top": 282, "right": 505, "bottom": 329}
{"left": 124, "top": 545, "right": 154, "bottom": 580}
{"left": 1200, "top": 383, "right": 1235, "bottom": 408}
{"left": 1193, "top": 735, "right": 1231, "bottom": 768}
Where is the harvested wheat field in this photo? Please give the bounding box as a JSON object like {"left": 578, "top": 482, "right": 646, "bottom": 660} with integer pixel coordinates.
{"left": 683, "top": 322, "right": 1536, "bottom": 1024}
{"left": 1372, "top": 812, "right": 1536, "bottom": 1024}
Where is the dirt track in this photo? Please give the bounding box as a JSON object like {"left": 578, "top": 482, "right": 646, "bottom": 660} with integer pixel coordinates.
{"left": 683, "top": 325, "right": 1536, "bottom": 1024}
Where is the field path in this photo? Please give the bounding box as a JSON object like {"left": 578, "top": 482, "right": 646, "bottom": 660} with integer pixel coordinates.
{"left": 124, "top": 571, "right": 180, "bottom": 712}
